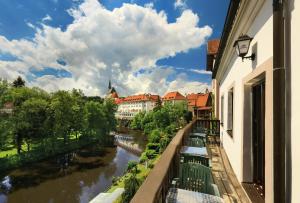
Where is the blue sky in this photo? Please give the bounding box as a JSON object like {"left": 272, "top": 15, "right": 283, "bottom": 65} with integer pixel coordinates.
{"left": 0, "top": 0, "right": 229, "bottom": 96}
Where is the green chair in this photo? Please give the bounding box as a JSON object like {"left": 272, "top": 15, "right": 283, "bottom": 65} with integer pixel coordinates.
{"left": 180, "top": 154, "right": 210, "bottom": 167}
{"left": 178, "top": 162, "right": 218, "bottom": 196}
{"left": 185, "top": 137, "right": 205, "bottom": 147}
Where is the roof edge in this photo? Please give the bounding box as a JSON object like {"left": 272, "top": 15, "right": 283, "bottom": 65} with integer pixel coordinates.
{"left": 212, "top": 0, "right": 241, "bottom": 79}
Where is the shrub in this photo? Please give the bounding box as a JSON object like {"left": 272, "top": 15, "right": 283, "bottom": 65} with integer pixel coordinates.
{"left": 121, "top": 173, "right": 141, "bottom": 203}
{"left": 164, "top": 124, "right": 177, "bottom": 135}
{"left": 159, "top": 135, "right": 170, "bottom": 152}
{"left": 139, "top": 152, "right": 148, "bottom": 163}
{"left": 143, "top": 122, "right": 156, "bottom": 135}
{"left": 148, "top": 129, "right": 160, "bottom": 143}
{"left": 146, "top": 143, "right": 160, "bottom": 152}
{"left": 112, "top": 176, "right": 120, "bottom": 185}
{"left": 184, "top": 111, "right": 193, "bottom": 123}
{"left": 127, "top": 160, "right": 138, "bottom": 172}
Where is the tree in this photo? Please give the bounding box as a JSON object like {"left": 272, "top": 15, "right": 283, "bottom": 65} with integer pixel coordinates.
{"left": 18, "top": 98, "right": 49, "bottom": 151}
{"left": 130, "top": 111, "right": 145, "bottom": 130}
{"left": 12, "top": 76, "right": 25, "bottom": 88}
{"left": 122, "top": 172, "right": 141, "bottom": 203}
{"left": 70, "top": 89, "right": 86, "bottom": 139}
{"left": 50, "top": 91, "right": 75, "bottom": 144}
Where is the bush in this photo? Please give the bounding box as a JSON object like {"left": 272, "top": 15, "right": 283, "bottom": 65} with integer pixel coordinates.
{"left": 127, "top": 160, "right": 138, "bottom": 172}
{"left": 122, "top": 173, "right": 141, "bottom": 203}
{"left": 148, "top": 129, "right": 160, "bottom": 143}
{"left": 139, "top": 152, "right": 148, "bottom": 163}
{"left": 184, "top": 111, "right": 193, "bottom": 123}
{"left": 164, "top": 124, "right": 177, "bottom": 135}
{"left": 143, "top": 122, "right": 156, "bottom": 135}
{"left": 146, "top": 143, "right": 160, "bottom": 152}
{"left": 139, "top": 149, "right": 157, "bottom": 163}
{"left": 112, "top": 176, "right": 120, "bottom": 185}
{"left": 159, "top": 135, "right": 170, "bottom": 152}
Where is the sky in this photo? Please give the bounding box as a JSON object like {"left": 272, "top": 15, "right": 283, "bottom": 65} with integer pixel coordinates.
{"left": 0, "top": 0, "right": 229, "bottom": 97}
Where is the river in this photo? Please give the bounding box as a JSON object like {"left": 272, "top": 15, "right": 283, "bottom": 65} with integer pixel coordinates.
{"left": 0, "top": 130, "right": 146, "bottom": 203}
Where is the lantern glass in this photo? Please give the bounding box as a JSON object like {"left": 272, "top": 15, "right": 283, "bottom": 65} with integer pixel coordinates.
{"left": 233, "top": 35, "right": 253, "bottom": 58}
{"left": 237, "top": 39, "right": 251, "bottom": 57}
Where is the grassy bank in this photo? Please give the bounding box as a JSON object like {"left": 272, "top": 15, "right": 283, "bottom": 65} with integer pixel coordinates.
{"left": 0, "top": 136, "right": 111, "bottom": 173}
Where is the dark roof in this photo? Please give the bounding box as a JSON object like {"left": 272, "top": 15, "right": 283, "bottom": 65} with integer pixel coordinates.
{"left": 212, "top": 0, "right": 241, "bottom": 78}
{"left": 206, "top": 39, "right": 220, "bottom": 71}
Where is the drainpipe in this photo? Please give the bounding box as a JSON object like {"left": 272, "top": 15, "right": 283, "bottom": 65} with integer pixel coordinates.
{"left": 273, "top": 0, "right": 286, "bottom": 203}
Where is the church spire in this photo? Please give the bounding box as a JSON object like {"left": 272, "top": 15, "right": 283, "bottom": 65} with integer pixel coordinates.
{"left": 108, "top": 80, "right": 112, "bottom": 90}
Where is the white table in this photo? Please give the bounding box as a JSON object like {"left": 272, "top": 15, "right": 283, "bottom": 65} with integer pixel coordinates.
{"left": 181, "top": 146, "right": 208, "bottom": 157}
{"left": 190, "top": 132, "right": 206, "bottom": 138}
{"left": 166, "top": 188, "right": 224, "bottom": 203}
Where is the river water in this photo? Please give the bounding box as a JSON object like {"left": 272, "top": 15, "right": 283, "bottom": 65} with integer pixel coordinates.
{"left": 0, "top": 131, "right": 145, "bottom": 203}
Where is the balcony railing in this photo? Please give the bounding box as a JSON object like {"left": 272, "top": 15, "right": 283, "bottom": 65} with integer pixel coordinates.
{"left": 131, "top": 119, "right": 220, "bottom": 203}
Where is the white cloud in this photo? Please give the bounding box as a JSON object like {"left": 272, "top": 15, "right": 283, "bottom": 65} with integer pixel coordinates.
{"left": 144, "top": 2, "right": 154, "bottom": 9}
{"left": 189, "top": 69, "right": 212, "bottom": 75}
{"left": 174, "top": 0, "right": 187, "bottom": 10}
{"left": 26, "top": 22, "right": 35, "bottom": 29}
{"left": 167, "top": 73, "right": 210, "bottom": 95}
{"left": 0, "top": 0, "right": 212, "bottom": 96}
{"left": 42, "top": 14, "right": 52, "bottom": 22}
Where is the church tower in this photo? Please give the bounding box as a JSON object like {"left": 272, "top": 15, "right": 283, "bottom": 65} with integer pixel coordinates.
{"left": 106, "top": 80, "right": 119, "bottom": 99}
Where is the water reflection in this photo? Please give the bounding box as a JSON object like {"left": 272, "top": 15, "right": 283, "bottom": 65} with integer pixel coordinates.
{"left": 0, "top": 144, "right": 140, "bottom": 203}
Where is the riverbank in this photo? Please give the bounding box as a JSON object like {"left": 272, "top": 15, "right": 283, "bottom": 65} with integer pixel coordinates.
{"left": 0, "top": 136, "right": 112, "bottom": 174}
{"left": 0, "top": 145, "right": 140, "bottom": 203}
{"left": 106, "top": 154, "right": 161, "bottom": 203}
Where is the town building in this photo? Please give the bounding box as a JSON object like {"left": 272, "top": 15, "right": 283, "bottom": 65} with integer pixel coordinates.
{"left": 116, "top": 94, "right": 160, "bottom": 119}
{"left": 206, "top": 0, "right": 300, "bottom": 202}
{"left": 207, "top": 39, "right": 220, "bottom": 119}
{"left": 162, "top": 91, "right": 186, "bottom": 105}
{"left": 0, "top": 102, "right": 13, "bottom": 114}
{"left": 186, "top": 93, "right": 212, "bottom": 119}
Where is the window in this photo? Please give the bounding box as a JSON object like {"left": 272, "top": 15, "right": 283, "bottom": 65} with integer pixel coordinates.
{"left": 221, "top": 95, "right": 224, "bottom": 125}
{"left": 227, "top": 88, "right": 234, "bottom": 137}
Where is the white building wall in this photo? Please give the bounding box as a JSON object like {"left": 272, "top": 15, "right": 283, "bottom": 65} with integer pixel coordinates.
{"left": 291, "top": 0, "right": 300, "bottom": 202}
{"left": 219, "top": 0, "right": 273, "bottom": 183}
{"left": 116, "top": 100, "right": 156, "bottom": 119}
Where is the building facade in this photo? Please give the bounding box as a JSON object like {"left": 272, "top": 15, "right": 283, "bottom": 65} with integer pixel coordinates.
{"left": 207, "top": 0, "right": 299, "bottom": 202}
{"left": 116, "top": 94, "right": 160, "bottom": 119}
{"left": 162, "top": 91, "right": 186, "bottom": 105}
{"left": 186, "top": 93, "right": 212, "bottom": 119}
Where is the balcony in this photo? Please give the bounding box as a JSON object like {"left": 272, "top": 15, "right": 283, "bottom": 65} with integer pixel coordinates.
{"left": 131, "top": 119, "right": 250, "bottom": 203}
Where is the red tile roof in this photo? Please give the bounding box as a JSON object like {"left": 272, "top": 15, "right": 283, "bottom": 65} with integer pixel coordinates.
{"left": 162, "top": 91, "right": 186, "bottom": 101}
{"left": 207, "top": 39, "right": 220, "bottom": 55}
{"left": 117, "top": 94, "right": 160, "bottom": 104}
{"left": 111, "top": 92, "right": 119, "bottom": 98}
{"left": 206, "top": 39, "right": 220, "bottom": 71}
{"left": 187, "top": 93, "right": 210, "bottom": 108}
{"left": 196, "top": 93, "right": 209, "bottom": 107}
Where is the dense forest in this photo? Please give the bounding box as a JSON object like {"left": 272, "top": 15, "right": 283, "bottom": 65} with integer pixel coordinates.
{"left": 0, "top": 77, "right": 117, "bottom": 171}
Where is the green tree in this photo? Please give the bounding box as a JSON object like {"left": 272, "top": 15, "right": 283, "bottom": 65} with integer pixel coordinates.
{"left": 18, "top": 98, "right": 49, "bottom": 151}
{"left": 70, "top": 89, "right": 86, "bottom": 139}
{"left": 122, "top": 172, "right": 141, "bottom": 203}
{"left": 12, "top": 76, "right": 25, "bottom": 88}
{"left": 50, "top": 91, "right": 75, "bottom": 145}
{"left": 130, "top": 111, "right": 145, "bottom": 130}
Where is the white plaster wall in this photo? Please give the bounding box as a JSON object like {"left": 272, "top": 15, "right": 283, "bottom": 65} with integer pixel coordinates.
{"left": 291, "top": 0, "right": 300, "bottom": 202}
{"left": 218, "top": 0, "right": 273, "bottom": 182}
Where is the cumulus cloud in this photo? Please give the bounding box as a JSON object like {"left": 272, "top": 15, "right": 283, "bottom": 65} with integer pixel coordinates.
{"left": 0, "top": 0, "right": 212, "bottom": 96}
{"left": 189, "top": 69, "right": 212, "bottom": 75}
{"left": 144, "top": 2, "right": 154, "bottom": 9}
{"left": 42, "top": 14, "right": 52, "bottom": 22}
{"left": 174, "top": 0, "right": 187, "bottom": 10}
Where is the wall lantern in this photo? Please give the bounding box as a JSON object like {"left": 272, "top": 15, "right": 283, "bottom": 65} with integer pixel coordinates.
{"left": 233, "top": 34, "right": 256, "bottom": 61}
